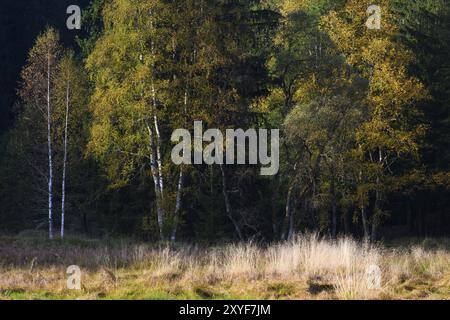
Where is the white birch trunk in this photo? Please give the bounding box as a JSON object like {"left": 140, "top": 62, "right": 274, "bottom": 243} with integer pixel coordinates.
{"left": 148, "top": 12, "right": 165, "bottom": 239}
{"left": 149, "top": 76, "right": 165, "bottom": 239}
{"left": 171, "top": 166, "right": 185, "bottom": 242}
{"left": 61, "top": 78, "right": 70, "bottom": 239}
{"left": 146, "top": 120, "right": 165, "bottom": 240}
{"left": 152, "top": 85, "right": 164, "bottom": 195}
{"left": 170, "top": 85, "right": 189, "bottom": 242}
{"left": 47, "top": 53, "right": 53, "bottom": 240}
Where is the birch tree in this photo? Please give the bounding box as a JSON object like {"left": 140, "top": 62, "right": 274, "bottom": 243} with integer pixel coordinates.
{"left": 86, "top": 0, "right": 204, "bottom": 240}
{"left": 322, "top": 0, "right": 427, "bottom": 240}
{"left": 54, "top": 51, "right": 87, "bottom": 238}
{"left": 18, "top": 28, "right": 62, "bottom": 240}
{"left": 263, "top": 0, "right": 344, "bottom": 239}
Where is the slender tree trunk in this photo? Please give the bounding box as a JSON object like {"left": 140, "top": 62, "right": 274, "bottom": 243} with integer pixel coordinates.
{"left": 61, "top": 78, "right": 70, "bottom": 239}
{"left": 47, "top": 53, "right": 53, "bottom": 240}
{"left": 171, "top": 166, "right": 185, "bottom": 242}
{"left": 331, "top": 202, "right": 337, "bottom": 238}
{"left": 331, "top": 175, "right": 337, "bottom": 238}
{"left": 149, "top": 11, "right": 163, "bottom": 196}
{"left": 271, "top": 174, "right": 280, "bottom": 239}
{"left": 371, "top": 216, "right": 377, "bottom": 242}
{"left": 358, "top": 165, "right": 369, "bottom": 241}
{"left": 153, "top": 106, "right": 164, "bottom": 194}
{"left": 281, "top": 184, "right": 294, "bottom": 241}
{"left": 372, "top": 186, "right": 380, "bottom": 241}
{"left": 220, "top": 165, "right": 243, "bottom": 240}
{"left": 171, "top": 84, "right": 190, "bottom": 242}
{"left": 372, "top": 148, "right": 383, "bottom": 241}
{"left": 361, "top": 206, "right": 369, "bottom": 241}
{"left": 147, "top": 14, "right": 166, "bottom": 240}
{"left": 287, "top": 204, "right": 295, "bottom": 241}
{"left": 147, "top": 120, "right": 165, "bottom": 240}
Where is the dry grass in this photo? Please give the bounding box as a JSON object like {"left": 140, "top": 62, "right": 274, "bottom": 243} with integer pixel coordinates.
{"left": 0, "top": 234, "right": 448, "bottom": 300}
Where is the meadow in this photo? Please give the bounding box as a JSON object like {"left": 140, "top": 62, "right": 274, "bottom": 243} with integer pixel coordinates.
{"left": 0, "top": 234, "right": 448, "bottom": 300}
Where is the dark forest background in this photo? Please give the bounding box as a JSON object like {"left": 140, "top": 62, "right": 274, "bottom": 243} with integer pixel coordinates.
{"left": 0, "top": 0, "right": 449, "bottom": 242}
{"left": 0, "top": 0, "right": 89, "bottom": 131}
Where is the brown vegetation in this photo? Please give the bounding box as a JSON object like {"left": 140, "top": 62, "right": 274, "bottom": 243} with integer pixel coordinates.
{"left": 0, "top": 234, "right": 448, "bottom": 300}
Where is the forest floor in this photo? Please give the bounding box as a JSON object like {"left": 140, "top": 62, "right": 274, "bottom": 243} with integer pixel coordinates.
{"left": 0, "top": 234, "right": 449, "bottom": 300}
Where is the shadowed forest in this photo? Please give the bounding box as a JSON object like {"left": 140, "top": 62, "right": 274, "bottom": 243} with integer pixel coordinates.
{"left": 0, "top": 0, "right": 449, "bottom": 300}
{"left": 1, "top": 0, "right": 449, "bottom": 242}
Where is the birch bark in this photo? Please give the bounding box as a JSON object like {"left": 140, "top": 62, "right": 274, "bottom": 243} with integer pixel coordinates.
{"left": 61, "top": 78, "right": 70, "bottom": 238}
{"left": 47, "top": 53, "right": 54, "bottom": 240}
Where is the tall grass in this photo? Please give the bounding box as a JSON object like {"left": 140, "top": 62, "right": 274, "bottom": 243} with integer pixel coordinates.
{"left": 0, "top": 234, "right": 449, "bottom": 299}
